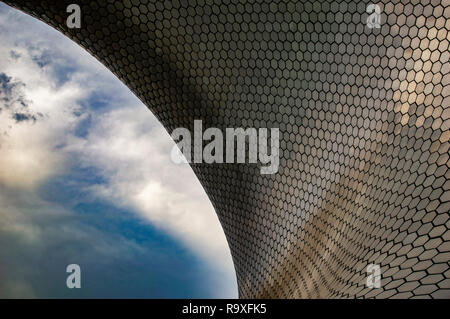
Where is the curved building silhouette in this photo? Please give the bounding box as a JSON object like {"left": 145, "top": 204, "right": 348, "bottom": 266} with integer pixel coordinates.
{"left": 3, "top": 0, "right": 449, "bottom": 298}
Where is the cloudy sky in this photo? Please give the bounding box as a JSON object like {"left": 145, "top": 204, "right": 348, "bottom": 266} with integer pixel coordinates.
{"left": 0, "top": 3, "right": 237, "bottom": 298}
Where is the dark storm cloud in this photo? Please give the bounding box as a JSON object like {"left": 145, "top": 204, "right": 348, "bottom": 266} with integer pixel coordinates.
{"left": 12, "top": 112, "right": 36, "bottom": 123}
{"left": 0, "top": 72, "right": 37, "bottom": 122}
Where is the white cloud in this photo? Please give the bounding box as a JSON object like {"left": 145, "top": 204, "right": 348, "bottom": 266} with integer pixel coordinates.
{"left": 74, "top": 105, "right": 234, "bottom": 271}
{"left": 0, "top": 4, "right": 237, "bottom": 297}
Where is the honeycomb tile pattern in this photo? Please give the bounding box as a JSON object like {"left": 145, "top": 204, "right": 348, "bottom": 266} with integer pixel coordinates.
{"left": 3, "top": 0, "right": 449, "bottom": 298}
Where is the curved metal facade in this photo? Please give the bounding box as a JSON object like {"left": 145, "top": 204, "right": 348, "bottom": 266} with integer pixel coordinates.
{"left": 4, "top": 0, "right": 449, "bottom": 298}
